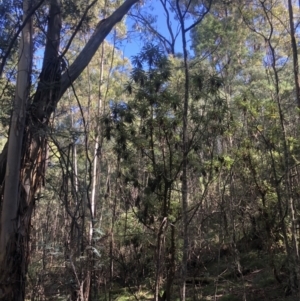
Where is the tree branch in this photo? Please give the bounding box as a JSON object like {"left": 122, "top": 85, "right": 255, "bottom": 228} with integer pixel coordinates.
{"left": 0, "top": 0, "right": 45, "bottom": 77}
{"left": 59, "top": 0, "right": 139, "bottom": 99}
{"left": 184, "top": 0, "right": 212, "bottom": 33}
{"left": 130, "top": 12, "right": 174, "bottom": 54}
{"left": 60, "top": 0, "right": 98, "bottom": 59}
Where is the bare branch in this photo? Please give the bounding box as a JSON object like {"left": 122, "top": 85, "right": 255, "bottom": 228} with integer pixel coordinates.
{"left": 129, "top": 12, "right": 175, "bottom": 53}
{"left": 60, "top": 0, "right": 98, "bottom": 59}
{"left": 184, "top": 0, "right": 212, "bottom": 33}
{"left": 0, "top": 0, "right": 45, "bottom": 77}
{"left": 159, "top": 0, "right": 177, "bottom": 54}
{"left": 59, "top": 0, "right": 139, "bottom": 99}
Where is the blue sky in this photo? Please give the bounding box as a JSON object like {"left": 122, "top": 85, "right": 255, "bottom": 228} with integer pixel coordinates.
{"left": 36, "top": 0, "right": 196, "bottom": 72}
{"left": 118, "top": 0, "right": 195, "bottom": 58}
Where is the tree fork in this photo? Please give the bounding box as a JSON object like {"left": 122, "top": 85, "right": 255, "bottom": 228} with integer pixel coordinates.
{"left": 0, "top": 0, "right": 139, "bottom": 299}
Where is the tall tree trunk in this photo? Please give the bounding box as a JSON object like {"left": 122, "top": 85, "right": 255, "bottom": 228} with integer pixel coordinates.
{"left": 287, "top": 0, "right": 300, "bottom": 107}
{"left": 287, "top": 3, "right": 300, "bottom": 292}
{"left": 0, "top": 0, "right": 138, "bottom": 299}
{"left": 175, "top": 2, "right": 212, "bottom": 298}
{"left": 154, "top": 218, "right": 167, "bottom": 301}
{"left": 165, "top": 224, "right": 176, "bottom": 301}
{"left": 175, "top": 2, "right": 189, "bottom": 299}
{"left": 90, "top": 44, "right": 105, "bottom": 233}
{"left": 262, "top": 4, "right": 300, "bottom": 292}
{"left": 88, "top": 44, "right": 105, "bottom": 301}
{"left": 0, "top": 0, "right": 33, "bottom": 299}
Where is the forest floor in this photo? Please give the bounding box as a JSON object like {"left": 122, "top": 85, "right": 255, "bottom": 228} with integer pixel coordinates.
{"left": 107, "top": 250, "right": 298, "bottom": 301}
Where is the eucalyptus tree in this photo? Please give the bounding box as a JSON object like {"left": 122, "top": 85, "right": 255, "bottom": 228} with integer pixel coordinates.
{"left": 47, "top": 40, "right": 130, "bottom": 300}
{"left": 237, "top": 1, "right": 300, "bottom": 295}
{"left": 0, "top": 0, "right": 139, "bottom": 299}
{"left": 191, "top": 0, "right": 300, "bottom": 296}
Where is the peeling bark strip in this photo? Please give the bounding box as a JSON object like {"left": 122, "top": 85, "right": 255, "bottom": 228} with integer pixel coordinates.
{"left": 0, "top": 0, "right": 139, "bottom": 299}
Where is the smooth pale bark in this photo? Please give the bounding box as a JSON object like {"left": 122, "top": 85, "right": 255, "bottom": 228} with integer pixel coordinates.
{"left": 287, "top": 0, "right": 300, "bottom": 108}
{"left": 0, "top": 0, "right": 139, "bottom": 299}
{"left": 90, "top": 45, "right": 104, "bottom": 243}
{"left": 0, "top": 0, "right": 140, "bottom": 180}
{"left": 0, "top": 0, "right": 32, "bottom": 299}
{"left": 0, "top": 2, "right": 32, "bottom": 251}
{"left": 0, "top": 0, "right": 45, "bottom": 78}
{"left": 59, "top": 0, "right": 139, "bottom": 99}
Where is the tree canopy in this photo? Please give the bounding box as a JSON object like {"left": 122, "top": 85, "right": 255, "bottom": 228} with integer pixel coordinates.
{"left": 1, "top": 0, "right": 300, "bottom": 300}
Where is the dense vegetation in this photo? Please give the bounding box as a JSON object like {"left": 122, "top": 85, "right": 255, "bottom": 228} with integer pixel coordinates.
{"left": 1, "top": 0, "right": 300, "bottom": 300}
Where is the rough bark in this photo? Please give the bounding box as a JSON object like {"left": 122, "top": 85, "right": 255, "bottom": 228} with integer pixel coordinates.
{"left": 0, "top": 0, "right": 139, "bottom": 187}
{"left": 0, "top": 0, "right": 139, "bottom": 299}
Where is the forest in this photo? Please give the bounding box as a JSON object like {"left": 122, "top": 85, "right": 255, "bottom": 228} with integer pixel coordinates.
{"left": 1, "top": 0, "right": 300, "bottom": 300}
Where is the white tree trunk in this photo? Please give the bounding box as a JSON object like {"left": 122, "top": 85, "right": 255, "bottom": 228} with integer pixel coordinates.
{"left": 0, "top": 0, "right": 32, "bottom": 299}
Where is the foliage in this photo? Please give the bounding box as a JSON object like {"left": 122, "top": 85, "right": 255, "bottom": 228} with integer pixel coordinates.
{"left": 2, "top": 0, "right": 300, "bottom": 300}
